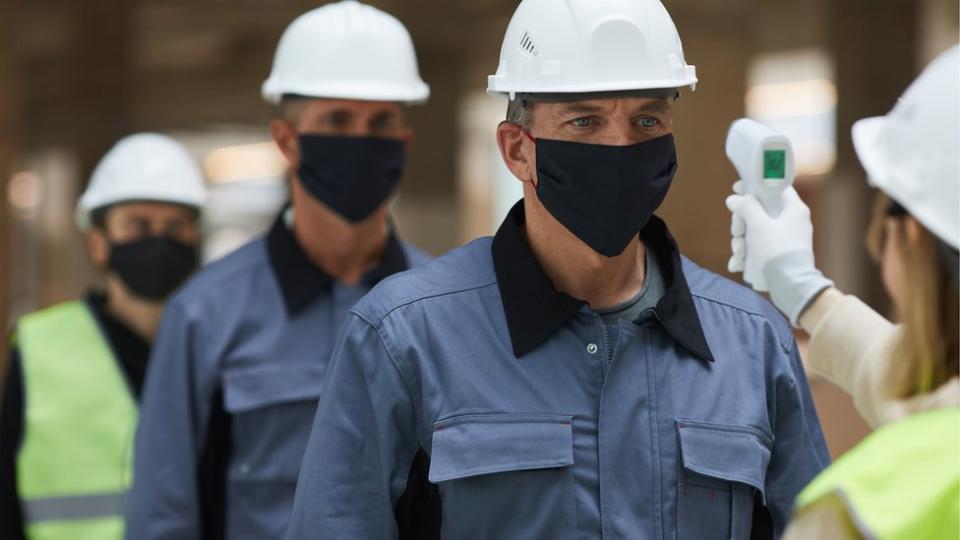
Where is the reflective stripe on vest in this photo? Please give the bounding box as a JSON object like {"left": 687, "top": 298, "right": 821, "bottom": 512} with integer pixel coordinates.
{"left": 15, "top": 300, "right": 138, "bottom": 540}
{"left": 795, "top": 407, "right": 960, "bottom": 540}
{"left": 22, "top": 491, "right": 127, "bottom": 522}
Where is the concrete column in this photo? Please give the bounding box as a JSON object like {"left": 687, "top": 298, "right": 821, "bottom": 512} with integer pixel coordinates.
{"left": 0, "top": 0, "right": 22, "bottom": 380}
{"left": 917, "top": 0, "right": 959, "bottom": 66}
{"left": 389, "top": 1, "right": 465, "bottom": 255}
{"left": 27, "top": 0, "right": 136, "bottom": 307}
{"left": 658, "top": 5, "right": 753, "bottom": 274}
{"left": 822, "top": 0, "right": 918, "bottom": 310}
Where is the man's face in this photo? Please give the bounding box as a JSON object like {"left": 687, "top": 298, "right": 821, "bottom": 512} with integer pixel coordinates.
{"left": 272, "top": 99, "right": 412, "bottom": 170}
{"left": 270, "top": 98, "right": 415, "bottom": 227}
{"left": 497, "top": 96, "right": 674, "bottom": 187}
{"left": 495, "top": 96, "right": 678, "bottom": 258}
{"left": 88, "top": 202, "right": 200, "bottom": 268}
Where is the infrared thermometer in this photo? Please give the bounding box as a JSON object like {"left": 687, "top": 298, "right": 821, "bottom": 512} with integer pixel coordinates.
{"left": 725, "top": 118, "right": 795, "bottom": 217}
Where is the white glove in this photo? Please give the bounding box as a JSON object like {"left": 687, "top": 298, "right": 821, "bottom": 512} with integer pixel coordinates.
{"left": 725, "top": 183, "right": 834, "bottom": 326}
{"left": 727, "top": 181, "right": 766, "bottom": 290}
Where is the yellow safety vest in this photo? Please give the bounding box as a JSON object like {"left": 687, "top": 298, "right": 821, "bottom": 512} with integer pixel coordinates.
{"left": 15, "top": 300, "right": 138, "bottom": 540}
{"left": 795, "top": 406, "right": 960, "bottom": 540}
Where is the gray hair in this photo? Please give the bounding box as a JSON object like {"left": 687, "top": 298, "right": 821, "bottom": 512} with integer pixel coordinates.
{"left": 276, "top": 95, "right": 309, "bottom": 122}
{"left": 505, "top": 99, "right": 532, "bottom": 130}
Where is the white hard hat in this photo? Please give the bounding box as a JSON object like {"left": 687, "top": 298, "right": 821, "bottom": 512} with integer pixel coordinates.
{"left": 261, "top": 0, "right": 430, "bottom": 105}
{"left": 488, "top": 0, "right": 697, "bottom": 99}
{"left": 853, "top": 45, "right": 960, "bottom": 249}
{"left": 76, "top": 133, "right": 206, "bottom": 231}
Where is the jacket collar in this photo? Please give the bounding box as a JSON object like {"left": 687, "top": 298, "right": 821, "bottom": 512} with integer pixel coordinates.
{"left": 266, "top": 209, "right": 409, "bottom": 316}
{"left": 491, "top": 201, "right": 715, "bottom": 362}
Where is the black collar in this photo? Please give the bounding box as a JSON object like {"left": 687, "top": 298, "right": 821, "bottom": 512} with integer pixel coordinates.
{"left": 266, "top": 210, "right": 409, "bottom": 316}
{"left": 85, "top": 291, "right": 150, "bottom": 397}
{"left": 491, "top": 202, "right": 715, "bottom": 362}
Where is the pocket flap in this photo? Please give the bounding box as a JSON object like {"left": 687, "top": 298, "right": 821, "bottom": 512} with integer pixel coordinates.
{"left": 677, "top": 420, "right": 771, "bottom": 502}
{"left": 429, "top": 414, "right": 574, "bottom": 483}
{"left": 222, "top": 363, "right": 324, "bottom": 413}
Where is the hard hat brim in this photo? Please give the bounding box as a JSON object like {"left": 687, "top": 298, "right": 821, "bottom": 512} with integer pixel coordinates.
{"left": 852, "top": 116, "right": 887, "bottom": 192}
{"left": 262, "top": 79, "right": 431, "bottom": 106}
{"left": 499, "top": 88, "right": 681, "bottom": 103}
{"left": 487, "top": 76, "right": 697, "bottom": 99}
{"left": 76, "top": 194, "right": 205, "bottom": 232}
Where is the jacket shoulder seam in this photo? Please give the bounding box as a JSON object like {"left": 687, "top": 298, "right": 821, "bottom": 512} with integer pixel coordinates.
{"left": 353, "top": 279, "right": 500, "bottom": 327}
{"left": 371, "top": 321, "right": 422, "bottom": 428}
{"left": 690, "top": 292, "right": 794, "bottom": 353}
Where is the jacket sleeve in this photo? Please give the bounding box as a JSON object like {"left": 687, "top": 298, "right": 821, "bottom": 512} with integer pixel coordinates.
{"left": 783, "top": 496, "right": 861, "bottom": 540}
{"left": 0, "top": 346, "right": 25, "bottom": 540}
{"left": 806, "top": 294, "right": 904, "bottom": 428}
{"left": 125, "top": 300, "right": 215, "bottom": 540}
{"left": 763, "top": 340, "right": 831, "bottom": 537}
{"left": 286, "top": 314, "right": 421, "bottom": 540}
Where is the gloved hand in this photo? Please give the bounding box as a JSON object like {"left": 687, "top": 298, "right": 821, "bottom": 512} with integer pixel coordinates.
{"left": 725, "top": 182, "right": 834, "bottom": 327}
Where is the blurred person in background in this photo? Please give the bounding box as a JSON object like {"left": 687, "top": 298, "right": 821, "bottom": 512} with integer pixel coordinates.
{"left": 124, "top": 2, "right": 438, "bottom": 539}
{"left": 0, "top": 133, "right": 206, "bottom": 540}
{"left": 727, "top": 44, "right": 959, "bottom": 539}
{"left": 287, "top": 0, "right": 830, "bottom": 538}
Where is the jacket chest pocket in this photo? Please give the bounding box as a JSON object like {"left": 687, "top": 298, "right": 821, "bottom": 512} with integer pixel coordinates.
{"left": 222, "top": 363, "right": 325, "bottom": 483}
{"left": 675, "top": 420, "right": 771, "bottom": 540}
{"left": 429, "top": 413, "right": 578, "bottom": 540}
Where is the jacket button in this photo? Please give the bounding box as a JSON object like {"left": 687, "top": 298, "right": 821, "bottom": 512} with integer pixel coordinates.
{"left": 239, "top": 464, "right": 251, "bottom": 475}
{"left": 586, "top": 343, "right": 598, "bottom": 354}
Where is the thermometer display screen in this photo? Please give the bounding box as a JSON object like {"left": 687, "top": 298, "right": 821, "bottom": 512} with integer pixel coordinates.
{"left": 764, "top": 149, "right": 786, "bottom": 180}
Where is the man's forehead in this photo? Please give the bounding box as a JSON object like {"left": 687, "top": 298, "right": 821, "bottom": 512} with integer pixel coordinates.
{"left": 112, "top": 201, "right": 193, "bottom": 213}
{"left": 300, "top": 98, "right": 404, "bottom": 114}
{"left": 546, "top": 97, "right": 673, "bottom": 115}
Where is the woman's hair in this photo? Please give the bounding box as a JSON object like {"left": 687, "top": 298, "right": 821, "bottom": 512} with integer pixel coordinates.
{"left": 867, "top": 192, "right": 960, "bottom": 397}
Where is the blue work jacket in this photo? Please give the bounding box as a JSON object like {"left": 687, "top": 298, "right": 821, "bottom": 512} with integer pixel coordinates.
{"left": 287, "top": 202, "right": 830, "bottom": 539}
{"left": 124, "top": 213, "right": 433, "bottom": 540}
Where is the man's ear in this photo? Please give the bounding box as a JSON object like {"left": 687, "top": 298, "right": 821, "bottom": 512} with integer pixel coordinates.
{"left": 87, "top": 229, "right": 109, "bottom": 269}
{"left": 403, "top": 127, "right": 415, "bottom": 152}
{"left": 270, "top": 119, "right": 300, "bottom": 169}
{"left": 496, "top": 121, "right": 535, "bottom": 184}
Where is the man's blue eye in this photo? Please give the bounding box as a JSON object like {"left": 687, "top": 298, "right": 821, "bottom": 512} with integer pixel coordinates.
{"left": 571, "top": 117, "right": 592, "bottom": 127}
{"left": 639, "top": 117, "right": 659, "bottom": 128}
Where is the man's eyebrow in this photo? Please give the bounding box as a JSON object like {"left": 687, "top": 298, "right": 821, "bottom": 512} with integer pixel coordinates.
{"left": 634, "top": 100, "right": 673, "bottom": 114}
{"left": 370, "top": 110, "right": 397, "bottom": 123}
{"left": 554, "top": 102, "right": 607, "bottom": 115}
{"left": 325, "top": 107, "right": 355, "bottom": 118}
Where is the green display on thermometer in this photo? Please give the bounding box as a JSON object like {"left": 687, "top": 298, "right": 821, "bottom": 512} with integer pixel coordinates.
{"left": 764, "top": 149, "right": 786, "bottom": 180}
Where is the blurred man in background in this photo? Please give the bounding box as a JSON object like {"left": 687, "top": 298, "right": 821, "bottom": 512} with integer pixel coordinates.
{"left": 0, "top": 133, "right": 206, "bottom": 540}
{"left": 125, "top": 2, "right": 438, "bottom": 539}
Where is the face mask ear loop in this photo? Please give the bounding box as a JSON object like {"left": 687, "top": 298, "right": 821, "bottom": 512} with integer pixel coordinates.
{"left": 520, "top": 130, "right": 539, "bottom": 188}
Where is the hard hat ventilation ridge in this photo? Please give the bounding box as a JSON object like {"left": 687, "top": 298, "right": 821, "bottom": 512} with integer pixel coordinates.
{"left": 519, "top": 31, "right": 539, "bottom": 57}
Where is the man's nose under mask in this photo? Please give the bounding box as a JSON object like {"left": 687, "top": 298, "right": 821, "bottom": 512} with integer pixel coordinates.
{"left": 529, "top": 132, "right": 678, "bottom": 257}
{"left": 108, "top": 236, "right": 198, "bottom": 301}
{"left": 296, "top": 134, "right": 406, "bottom": 223}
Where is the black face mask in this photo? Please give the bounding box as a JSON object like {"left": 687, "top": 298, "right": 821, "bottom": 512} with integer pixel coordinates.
{"left": 531, "top": 132, "right": 678, "bottom": 257}
{"left": 108, "top": 236, "right": 198, "bottom": 301}
{"left": 297, "top": 134, "right": 406, "bottom": 222}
